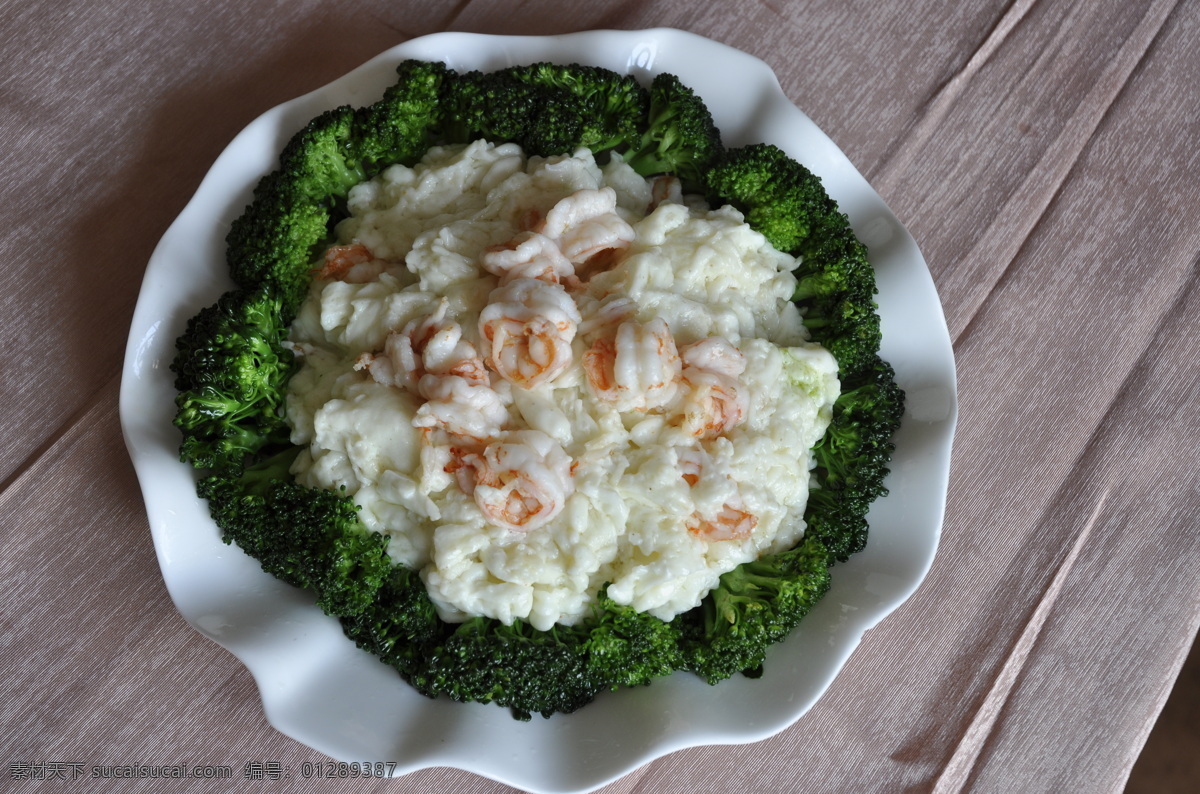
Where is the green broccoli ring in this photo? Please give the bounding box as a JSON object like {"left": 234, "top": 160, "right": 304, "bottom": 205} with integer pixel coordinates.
{"left": 170, "top": 59, "right": 903, "bottom": 720}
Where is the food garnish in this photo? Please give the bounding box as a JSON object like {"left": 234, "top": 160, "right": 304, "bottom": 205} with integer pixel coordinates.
{"left": 171, "top": 59, "right": 904, "bottom": 719}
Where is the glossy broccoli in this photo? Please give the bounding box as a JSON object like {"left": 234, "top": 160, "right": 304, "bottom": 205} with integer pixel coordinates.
{"left": 276, "top": 105, "right": 364, "bottom": 204}
{"left": 624, "top": 72, "right": 723, "bottom": 189}
{"left": 342, "top": 584, "right": 683, "bottom": 720}
{"left": 224, "top": 171, "right": 331, "bottom": 311}
{"left": 406, "top": 618, "right": 602, "bottom": 720}
{"left": 170, "top": 286, "right": 296, "bottom": 473}
{"left": 225, "top": 61, "right": 447, "bottom": 311}
{"left": 176, "top": 59, "right": 905, "bottom": 719}
{"left": 437, "top": 62, "right": 649, "bottom": 161}
{"left": 435, "top": 69, "right": 508, "bottom": 143}
{"left": 198, "top": 450, "right": 392, "bottom": 618}
{"left": 581, "top": 591, "right": 685, "bottom": 689}
{"left": 339, "top": 564, "right": 443, "bottom": 680}
{"left": 792, "top": 228, "right": 883, "bottom": 381}
{"left": 353, "top": 59, "right": 449, "bottom": 170}
{"left": 498, "top": 62, "right": 649, "bottom": 156}
{"left": 276, "top": 61, "right": 447, "bottom": 201}
{"left": 804, "top": 355, "right": 905, "bottom": 562}
{"left": 704, "top": 143, "right": 843, "bottom": 254}
{"left": 682, "top": 537, "right": 832, "bottom": 683}
{"left": 791, "top": 226, "right": 875, "bottom": 302}
{"left": 437, "top": 69, "right": 576, "bottom": 158}
{"left": 705, "top": 143, "right": 883, "bottom": 379}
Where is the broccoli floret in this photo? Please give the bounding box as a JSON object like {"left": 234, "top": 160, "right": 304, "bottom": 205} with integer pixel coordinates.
{"left": 705, "top": 143, "right": 884, "bottom": 379}
{"left": 682, "top": 538, "right": 832, "bottom": 682}
{"left": 439, "top": 63, "right": 718, "bottom": 172}
{"left": 438, "top": 69, "right": 541, "bottom": 147}
{"left": 437, "top": 63, "right": 649, "bottom": 161}
{"left": 277, "top": 106, "right": 364, "bottom": 204}
{"left": 802, "top": 487, "right": 871, "bottom": 565}
{"left": 348, "top": 585, "right": 686, "bottom": 719}
{"left": 339, "top": 564, "right": 442, "bottom": 680}
{"left": 226, "top": 62, "right": 451, "bottom": 309}
{"left": 199, "top": 455, "right": 391, "bottom": 618}
{"left": 791, "top": 228, "right": 875, "bottom": 302}
{"left": 277, "top": 61, "right": 448, "bottom": 201}
{"left": 344, "top": 581, "right": 683, "bottom": 719}
{"left": 498, "top": 62, "right": 649, "bottom": 156}
{"left": 171, "top": 287, "right": 296, "bottom": 473}
{"left": 232, "top": 444, "right": 301, "bottom": 497}
{"left": 799, "top": 287, "right": 882, "bottom": 382}
{"left": 340, "top": 579, "right": 685, "bottom": 719}
{"left": 704, "top": 143, "right": 844, "bottom": 255}
{"left": 624, "top": 72, "right": 723, "bottom": 189}
{"left": 408, "top": 618, "right": 603, "bottom": 720}
{"left": 224, "top": 172, "right": 332, "bottom": 310}
{"left": 353, "top": 59, "right": 449, "bottom": 170}
{"left": 582, "top": 590, "right": 684, "bottom": 689}
{"left": 814, "top": 357, "right": 904, "bottom": 495}
{"left": 518, "top": 94, "right": 595, "bottom": 160}
{"left": 437, "top": 69, "right": 579, "bottom": 157}
{"left": 792, "top": 227, "right": 883, "bottom": 380}
{"left": 804, "top": 356, "right": 905, "bottom": 562}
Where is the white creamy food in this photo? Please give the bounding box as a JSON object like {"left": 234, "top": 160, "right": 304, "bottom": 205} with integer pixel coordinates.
{"left": 285, "top": 140, "right": 840, "bottom": 631}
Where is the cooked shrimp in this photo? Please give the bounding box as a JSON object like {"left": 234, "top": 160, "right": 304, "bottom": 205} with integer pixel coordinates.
{"left": 676, "top": 445, "right": 704, "bottom": 486}
{"left": 413, "top": 374, "right": 508, "bottom": 442}
{"left": 583, "top": 318, "right": 681, "bottom": 412}
{"left": 354, "top": 301, "right": 504, "bottom": 444}
{"left": 676, "top": 338, "right": 748, "bottom": 439}
{"left": 408, "top": 312, "right": 488, "bottom": 388}
{"left": 314, "top": 243, "right": 390, "bottom": 283}
{"left": 648, "top": 175, "right": 682, "bottom": 211}
{"left": 539, "top": 188, "right": 614, "bottom": 238}
{"left": 478, "top": 278, "right": 581, "bottom": 388}
{"left": 480, "top": 231, "right": 574, "bottom": 285}
{"left": 677, "top": 368, "right": 748, "bottom": 439}
{"left": 457, "top": 430, "right": 574, "bottom": 532}
{"left": 577, "top": 295, "right": 637, "bottom": 337}
{"left": 353, "top": 349, "right": 393, "bottom": 385}
{"left": 687, "top": 503, "right": 758, "bottom": 541}
{"left": 557, "top": 213, "right": 636, "bottom": 268}
{"left": 355, "top": 300, "right": 487, "bottom": 394}
{"left": 681, "top": 337, "right": 747, "bottom": 378}
{"left": 539, "top": 187, "right": 635, "bottom": 273}
{"left": 675, "top": 446, "right": 758, "bottom": 541}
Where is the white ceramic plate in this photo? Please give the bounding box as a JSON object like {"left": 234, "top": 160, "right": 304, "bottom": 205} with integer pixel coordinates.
{"left": 121, "top": 28, "right": 956, "bottom": 794}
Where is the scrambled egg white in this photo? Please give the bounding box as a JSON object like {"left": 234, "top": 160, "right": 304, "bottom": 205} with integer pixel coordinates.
{"left": 285, "top": 140, "right": 839, "bottom": 630}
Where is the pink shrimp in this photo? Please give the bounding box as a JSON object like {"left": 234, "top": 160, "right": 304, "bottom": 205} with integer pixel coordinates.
{"left": 355, "top": 301, "right": 505, "bottom": 445}
{"left": 577, "top": 296, "right": 637, "bottom": 337}
{"left": 687, "top": 503, "right": 759, "bottom": 541}
{"left": 479, "top": 231, "right": 575, "bottom": 285}
{"left": 676, "top": 446, "right": 758, "bottom": 542}
{"left": 314, "top": 243, "right": 390, "bottom": 283}
{"left": 680, "top": 337, "right": 748, "bottom": 378}
{"left": 456, "top": 430, "right": 574, "bottom": 532}
{"left": 582, "top": 318, "right": 681, "bottom": 412}
{"left": 675, "top": 338, "right": 748, "bottom": 439}
{"left": 537, "top": 187, "right": 635, "bottom": 276}
{"left": 413, "top": 375, "right": 507, "bottom": 443}
{"left": 677, "top": 446, "right": 704, "bottom": 487}
{"left": 355, "top": 300, "right": 487, "bottom": 394}
{"left": 478, "top": 278, "right": 580, "bottom": 388}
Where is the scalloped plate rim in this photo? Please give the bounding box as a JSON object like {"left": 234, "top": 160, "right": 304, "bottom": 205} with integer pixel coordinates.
{"left": 120, "top": 28, "right": 957, "bottom": 794}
